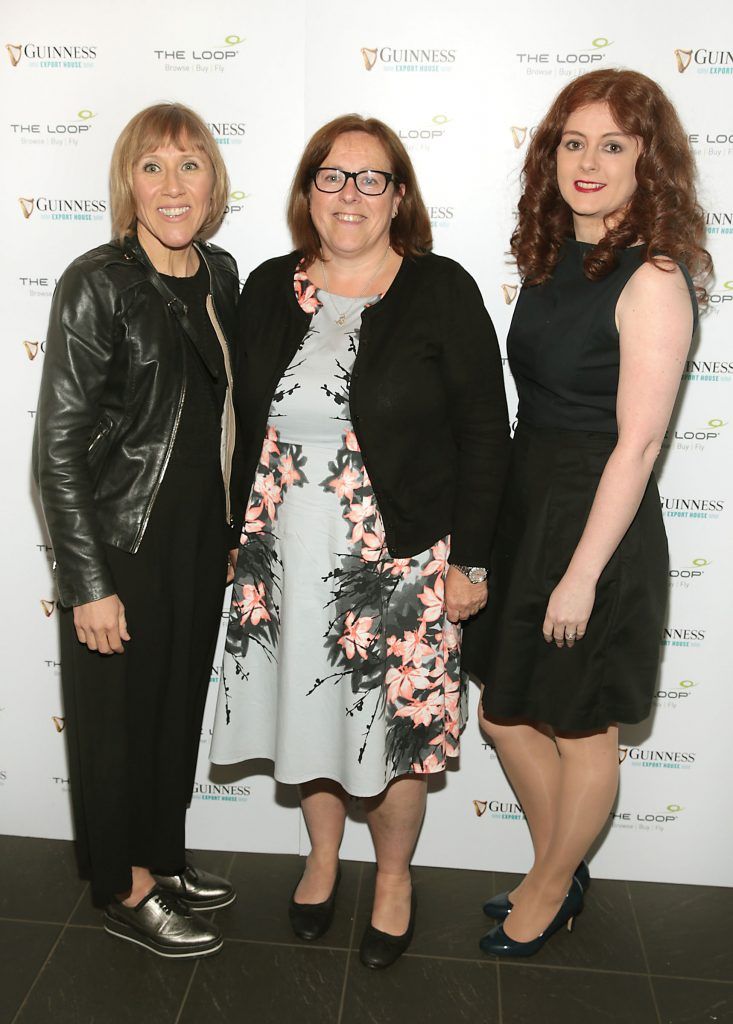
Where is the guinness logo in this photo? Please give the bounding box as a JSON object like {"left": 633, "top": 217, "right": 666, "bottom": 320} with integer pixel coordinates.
{"left": 5, "top": 42, "right": 22, "bottom": 66}
{"left": 501, "top": 284, "right": 518, "bottom": 304}
{"left": 24, "top": 341, "right": 40, "bottom": 360}
{"left": 361, "top": 46, "right": 378, "bottom": 71}
{"left": 51, "top": 716, "right": 66, "bottom": 733}
{"left": 19, "top": 197, "right": 35, "bottom": 219}
{"left": 618, "top": 747, "right": 629, "bottom": 764}
{"left": 472, "top": 799, "right": 487, "bottom": 817}
{"left": 511, "top": 126, "right": 528, "bottom": 149}
{"left": 675, "top": 48, "right": 693, "bottom": 73}
{"left": 40, "top": 599, "right": 56, "bottom": 617}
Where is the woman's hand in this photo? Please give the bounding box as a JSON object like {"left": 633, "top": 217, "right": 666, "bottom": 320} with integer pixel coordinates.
{"left": 445, "top": 566, "right": 488, "bottom": 623}
{"left": 542, "top": 573, "right": 596, "bottom": 648}
{"left": 73, "top": 594, "right": 130, "bottom": 654}
{"left": 226, "top": 547, "right": 239, "bottom": 585}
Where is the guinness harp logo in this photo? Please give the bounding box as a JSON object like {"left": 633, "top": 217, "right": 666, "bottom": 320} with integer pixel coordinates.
{"left": 5, "top": 43, "right": 22, "bottom": 66}
{"left": 472, "top": 800, "right": 488, "bottom": 817}
{"left": 674, "top": 48, "right": 693, "bottom": 73}
{"left": 19, "top": 197, "right": 35, "bottom": 219}
{"left": 510, "top": 126, "right": 528, "bottom": 149}
{"left": 361, "top": 47, "right": 378, "bottom": 71}
{"left": 40, "top": 599, "right": 56, "bottom": 617}
{"left": 501, "top": 284, "right": 518, "bottom": 305}
{"left": 52, "top": 716, "right": 66, "bottom": 733}
{"left": 618, "top": 747, "right": 629, "bottom": 765}
{"left": 24, "top": 341, "right": 40, "bottom": 360}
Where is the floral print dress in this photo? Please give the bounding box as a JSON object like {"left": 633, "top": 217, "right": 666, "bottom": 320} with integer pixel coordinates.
{"left": 209, "top": 268, "right": 466, "bottom": 797}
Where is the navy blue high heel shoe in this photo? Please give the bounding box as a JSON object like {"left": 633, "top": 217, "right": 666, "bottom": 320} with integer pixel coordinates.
{"left": 482, "top": 859, "right": 590, "bottom": 920}
{"left": 479, "top": 877, "right": 584, "bottom": 957}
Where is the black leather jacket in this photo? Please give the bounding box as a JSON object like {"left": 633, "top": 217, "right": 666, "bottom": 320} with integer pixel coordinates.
{"left": 34, "top": 234, "right": 239, "bottom": 608}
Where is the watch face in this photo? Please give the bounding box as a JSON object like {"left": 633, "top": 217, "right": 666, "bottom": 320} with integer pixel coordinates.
{"left": 468, "top": 567, "right": 487, "bottom": 584}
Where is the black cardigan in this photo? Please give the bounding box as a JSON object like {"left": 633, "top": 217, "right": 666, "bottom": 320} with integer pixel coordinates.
{"left": 231, "top": 250, "right": 510, "bottom": 567}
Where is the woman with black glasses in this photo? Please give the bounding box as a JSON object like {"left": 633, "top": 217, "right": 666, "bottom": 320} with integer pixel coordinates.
{"left": 210, "top": 114, "right": 509, "bottom": 968}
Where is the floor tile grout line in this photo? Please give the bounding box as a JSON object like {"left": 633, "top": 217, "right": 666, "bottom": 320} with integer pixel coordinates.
{"left": 173, "top": 961, "right": 200, "bottom": 1024}
{"left": 336, "top": 861, "right": 364, "bottom": 1024}
{"left": 625, "top": 879, "right": 662, "bottom": 1024}
{"left": 170, "top": 849, "right": 238, "bottom": 1024}
{"left": 10, "top": 882, "right": 89, "bottom": 1024}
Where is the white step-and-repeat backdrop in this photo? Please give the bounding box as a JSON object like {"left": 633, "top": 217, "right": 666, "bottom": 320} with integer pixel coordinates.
{"left": 1, "top": 0, "right": 731, "bottom": 886}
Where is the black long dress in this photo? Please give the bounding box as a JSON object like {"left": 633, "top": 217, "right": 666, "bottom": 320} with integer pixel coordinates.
{"left": 59, "top": 262, "right": 230, "bottom": 903}
{"left": 461, "top": 241, "right": 697, "bottom": 731}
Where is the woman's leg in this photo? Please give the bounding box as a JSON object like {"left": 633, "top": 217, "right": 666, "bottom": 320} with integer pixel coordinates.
{"left": 479, "top": 706, "right": 561, "bottom": 900}
{"left": 502, "top": 725, "right": 619, "bottom": 941}
{"left": 295, "top": 779, "right": 348, "bottom": 903}
{"left": 364, "top": 774, "right": 427, "bottom": 933}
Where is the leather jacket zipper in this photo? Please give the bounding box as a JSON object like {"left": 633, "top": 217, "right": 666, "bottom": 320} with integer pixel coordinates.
{"left": 131, "top": 379, "right": 186, "bottom": 552}
{"left": 206, "top": 290, "right": 235, "bottom": 526}
{"left": 87, "top": 419, "right": 112, "bottom": 452}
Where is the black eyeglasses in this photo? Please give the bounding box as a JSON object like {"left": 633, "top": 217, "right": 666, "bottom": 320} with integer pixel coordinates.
{"left": 311, "top": 167, "right": 397, "bottom": 196}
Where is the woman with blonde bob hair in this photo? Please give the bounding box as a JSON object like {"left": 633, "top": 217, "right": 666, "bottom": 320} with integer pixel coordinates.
{"left": 34, "top": 102, "right": 240, "bottom": 958}
{"left": 211, "top": 113, "right": 509, "bottom": 968}
{"left": 461, "top": 68, "right": 711, "bottom": 957}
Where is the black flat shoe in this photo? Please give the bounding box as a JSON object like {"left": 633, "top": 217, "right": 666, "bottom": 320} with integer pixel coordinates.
{"left": 288, "top": 865, "right": 341, "bottom": 941}
{"left": 359, "top": 890, "right": 416, "bottom": 969}
{"left": 482, "top": 859, "right": 591, "bottom": 920}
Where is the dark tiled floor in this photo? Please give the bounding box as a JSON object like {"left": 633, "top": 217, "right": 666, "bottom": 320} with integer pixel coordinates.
{"left": 1, "top": 836, "right": 730, "bottom": 1024}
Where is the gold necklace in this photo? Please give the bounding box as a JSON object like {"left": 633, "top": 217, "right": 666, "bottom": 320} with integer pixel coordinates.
{"left": 320, "top": 245, "right": 391, "bottom": 327}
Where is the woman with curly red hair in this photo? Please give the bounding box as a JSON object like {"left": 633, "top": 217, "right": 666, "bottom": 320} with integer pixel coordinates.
{"left": 462, "top": 68, "right": 711, "bottom": 956}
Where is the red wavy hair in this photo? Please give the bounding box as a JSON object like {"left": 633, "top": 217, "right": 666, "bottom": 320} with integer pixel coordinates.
{"left": 512, "top": 68, "right": 711, "bottom": 303}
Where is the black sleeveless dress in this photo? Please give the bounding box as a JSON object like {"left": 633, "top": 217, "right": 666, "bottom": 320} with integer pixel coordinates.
{"left": 461, "top": 240, "right": 697, "bottom": 731}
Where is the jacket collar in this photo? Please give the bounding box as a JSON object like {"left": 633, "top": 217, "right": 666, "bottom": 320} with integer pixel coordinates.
{"left": 120, "top": 232, "right": 214, "bottom": 291}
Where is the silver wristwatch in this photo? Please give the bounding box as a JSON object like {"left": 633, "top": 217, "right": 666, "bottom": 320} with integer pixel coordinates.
{"left": 451, "top": 564, "right": 488, "bottom": 584}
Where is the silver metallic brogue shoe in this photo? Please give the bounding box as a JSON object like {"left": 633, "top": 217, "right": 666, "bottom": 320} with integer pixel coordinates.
{"left": 153, "top": 863, "right": 237, "bottom": 911}
{"left": 104, "top": 887, "right": 223, "bottom": 958}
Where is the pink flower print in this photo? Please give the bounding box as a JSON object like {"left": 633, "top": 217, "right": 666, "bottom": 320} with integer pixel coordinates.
{"left": 401, "top": 626, "right": 434, "bottom": 668}
{"left": 345, "top": 430, "right": 361, "bottom": 452}
{"left": 277, "top": 452, "right": 301, "bottom": 488}
{"left": 234, "top": 581, "right": 270, "bottom": 626}
{"left": 386, "top": 634, "right": 403, "bottom": 659}
{"left": 360, "top": 521, "right": 386, "bottom": 563}
{"left": 394, "top": 689, "right": 444, "bottom": 728}
{"left": 411, "top": 752, "right": 441, "bottom": 774}
{"left": 294, "top": 271, "right": 322, "bottom": 314}
{"left": 386, "top": 663, "right": 430, "bottom": 705}
{"left": 418, "top": 576, "right": 445, "bottom": 623}
{"left": 345, "top": 495, "right": 375, "bottom": 543}
{"left": 385, "top": 557, "right": 413, "bottom": 579}
{"left": 437, "top": 620, "right": 461, "bottom": 655}
{"left": 253, "top": 472, "right": 282, "bottom": 519}
{"left": 337, "top": 610, "right": 376, "bottom": 660}
{"left": 260, "top": 425, "right": 280, "bottom": 463}
{"left": 243, "top": 502, "right": 266, "bottom": 539}
{"left": 422, "top": 539, "right": 450, "bottom": 578}
{"left": 328, "top": 465, "right": 361, "bottom": 501}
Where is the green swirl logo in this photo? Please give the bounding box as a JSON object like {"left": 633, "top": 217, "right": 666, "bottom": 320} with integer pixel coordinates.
{"left": 666, "top": 804, "right": 684, "bottom": 813}
{"left": 678, "top": 679, "right": 698, "bottom": 689}
{"left": 707, "top": 418, "right": 727, "bottom": 429}
{"left": 77, "top": 109, "right": 96, "bottom": 120}
{"left": 224, "top": 34, "right": 246, "bottom": 45}
{"left": 591, "top": 37, "right": 613, "bottom": 48}
{"left": 230, "top": 190, "right": 248, "bottom": 201}
{"left": 432, "top": 114, "right": 450, "bottom": 125}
